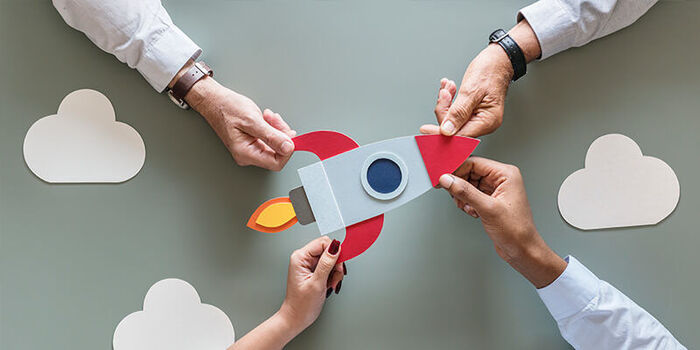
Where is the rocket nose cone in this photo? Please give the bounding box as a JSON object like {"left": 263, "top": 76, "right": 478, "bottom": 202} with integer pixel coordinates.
{"left": 415, "top": 135, "right": 480, "bottom": 186}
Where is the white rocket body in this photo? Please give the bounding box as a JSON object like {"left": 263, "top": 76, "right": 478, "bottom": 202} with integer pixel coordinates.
{"left": 298, "top": 136, "right": 433, "bottom": 234}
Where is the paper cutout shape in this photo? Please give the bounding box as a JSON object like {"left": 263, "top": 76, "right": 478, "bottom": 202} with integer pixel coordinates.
{"left": 23, "top": 89, "right": 145, "bottom": 183}
{"left": 416, "top": 135, "right": 481, "bottom": 186}
{"left": 249, "top": 131, "right": 480, "bottom": 262}
{"left": 558, "top": 134, "right": 680, "bottom": 230}
{"left": 340, "top": 214, "right": 384, "bottom": 262}
{"left": 113, "top": 278, "right": 235, "bottom": 350}
{"left": 292, "top": 130, "right": 359, "bottom": 160}
{"left": 247, "top": 197, "right": 298, "bottom": 233}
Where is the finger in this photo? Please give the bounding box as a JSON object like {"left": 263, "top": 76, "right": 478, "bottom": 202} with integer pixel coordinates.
{"left": 464, "top": 204, "right": 479, "bottom": 218}
{"left": 439, "top": 77, "right": 448, "bottom": 91}
{"left": 453, "top": 156, "right": 511, "bottom": 189}
{"left": 441, "top": 91, "right": 482, "bottom": 136}
{"left": 458, "top": 109, "right": 503, "bottom": 138}
{"left": 438, "top": 174, "right": 494, "bottom": 214}
{"left": 239, "top": 139, "right": 291, "bottom": 171}
{"left": 419, "top": 124, "right": 440, "bottom": 135}
{"left": 434, "top": 88, "right": 453, "bottom": 124}
{"left": 327, "top": 269, "right": 344, "bottom": 290}
{"left": 312, "top": 239, "right": 341, "bottom": 283}
{"left": 243, "top": 114, "right": 295, "bottom": 157}
{"left": 298, "top": 236, "right": 332, "bottom": 258}
{"left": 446, "top": 79, "right": 457, "bottom": 97}
{"left": 263, "top": 109, "right": 294, "bottom": 135}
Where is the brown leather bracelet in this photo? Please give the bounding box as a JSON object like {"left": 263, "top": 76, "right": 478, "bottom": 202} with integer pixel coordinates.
{"left": 167, "top": 61, "right": 213, "bottom": 109}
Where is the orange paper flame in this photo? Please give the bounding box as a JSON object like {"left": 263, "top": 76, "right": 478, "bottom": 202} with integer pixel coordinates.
{"left": 247, "top": 197, "right": 298, "bottom": 233}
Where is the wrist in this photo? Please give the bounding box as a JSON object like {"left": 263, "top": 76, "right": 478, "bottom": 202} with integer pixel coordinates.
{"left": 508, "top": 19, "right": 542, "bottom": 63}
{"left": 184, "top": 76, "right": 219, "bottom": 113}
{"left": 506, "top": 234, "right": 567, "bottom": 289}
{"left": 276, "top": 303, "right": 307, "bottom": 338}
{"left": 482, "top": 44, "right": 514, "bottom": 81}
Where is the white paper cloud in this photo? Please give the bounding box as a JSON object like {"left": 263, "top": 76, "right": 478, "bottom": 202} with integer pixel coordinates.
{"left": 558, "top": 134, "right": 680, "bottom": 230}
{"left": 113, "top": 278, "right": 235, "bottom": 350}
{"left": 23, "top": 89, "right": 145, "bottom": 183}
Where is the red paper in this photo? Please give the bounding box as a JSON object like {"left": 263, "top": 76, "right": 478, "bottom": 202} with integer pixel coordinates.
{"left": 292, "top": 131, "right": 359, "bottom": 160}
{"left": 294, "top": 131, "right": 383, "bottom": 263}
{"left": 415, "top": 135, "right": 480, "bottom": 186}
{"left": 338, "top": 214, "right": 384, "bottom": 263}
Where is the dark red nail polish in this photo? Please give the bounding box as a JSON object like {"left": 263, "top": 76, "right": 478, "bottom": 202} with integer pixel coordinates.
{"left": 342, "top": 262, "right": 347, "bottom": 275}
{"left": 335, "top": 280, "right": 342, "bottom": 294}
{"left": 328, "top": 239, "right": 340, "bottom": 255}
{"left": 326, "top": 288, "right": 332, "bottom": 298}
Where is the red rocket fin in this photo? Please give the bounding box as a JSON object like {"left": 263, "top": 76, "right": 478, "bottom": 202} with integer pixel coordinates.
{"left": 338, "top": 214, "right": 384, "bottom": 263}
{"left": 293, "top": 131, "right": 359, "bottom": 160}
{"left": 415, "top": 135, "right": 480, "bottom": 187}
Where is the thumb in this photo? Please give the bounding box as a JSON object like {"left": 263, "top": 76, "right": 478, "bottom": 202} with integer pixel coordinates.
{"left": 441, "top": 92, "right": 481, "bottom": 136}
{"left": 438, "top": 174, "right": 494, "bottom": 214}
{"left": 312, "top": 239, "right": 341, "bottom": 282}
{"left": 245, "top": 115, "right": 295, "bottom": 156}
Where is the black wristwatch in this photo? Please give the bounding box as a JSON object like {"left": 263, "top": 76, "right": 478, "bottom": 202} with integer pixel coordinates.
{"left": 489, "top": 29, "right": 527, "bottom": 81}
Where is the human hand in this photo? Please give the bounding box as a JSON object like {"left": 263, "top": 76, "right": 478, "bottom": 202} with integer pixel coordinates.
{"left": 279, "top": 236, "right": 345, "bottom": 333}
{"left": 420, "top": 45, "right": 512, "bottom": 138}
{"left": 228, "top": 237, "right": 345, "bottom": 350}
{"left": 437, "top": 157, "right": 566, "bottom": 288}
{"left": 185, "top": 77, "right": 296, "bottom": 171}
{"left": 420, "top": 20, "right": 541, "bottom": 138}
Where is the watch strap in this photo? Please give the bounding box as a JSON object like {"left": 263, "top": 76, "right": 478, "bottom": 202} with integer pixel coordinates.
{"left": 168, "top": 62, "right": 213, "bottom": 109}
{"left": 489, "top": 29, "right": 526, "bottom": 81}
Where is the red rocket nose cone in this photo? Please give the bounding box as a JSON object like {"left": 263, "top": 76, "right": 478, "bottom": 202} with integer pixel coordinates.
{"left": 415, "top": 135, "right": 480, "bottom": 186}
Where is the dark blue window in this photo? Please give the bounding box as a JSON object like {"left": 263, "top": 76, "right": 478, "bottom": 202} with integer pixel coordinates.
{"left": 366, "top": 158, "right": 402, "bottom": 194}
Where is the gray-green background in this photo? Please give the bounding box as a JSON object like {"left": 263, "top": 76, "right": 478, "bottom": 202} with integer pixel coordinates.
{"left": 1, "top": 1, "right": 698, "bottom": 349}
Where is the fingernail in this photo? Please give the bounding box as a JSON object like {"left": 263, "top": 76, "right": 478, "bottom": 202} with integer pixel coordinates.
{"left": 328, "top": 239, "right": 340, "bottom": 255}
{"left": 335, "top": 280, "right": 342, "bottom": 294}
{"left": 439, "top": 174, "right": 454, "bottom": 189}
{"left": 441, "top": 120, "right": 455, "bottom": 135}
{"left": 342, "top": 262, "right": 347, "bottom": 275}
{"left": 326, "top": 288, "right": 332, "bottom": 298}
{"left": 281, "top": 140, "right": 294, "bottom": 155}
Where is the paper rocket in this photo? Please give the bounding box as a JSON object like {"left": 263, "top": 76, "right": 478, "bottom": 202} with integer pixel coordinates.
{"left": 248, "top": 131, "right": 480, "bottom": 262}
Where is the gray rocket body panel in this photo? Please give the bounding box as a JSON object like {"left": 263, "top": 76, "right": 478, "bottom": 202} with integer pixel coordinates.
{"left": 298, "top": 136, "right": 432, "bottom": 234}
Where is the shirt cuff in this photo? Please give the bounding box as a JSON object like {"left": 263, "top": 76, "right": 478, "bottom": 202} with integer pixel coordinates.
{"left": 536, "top": 256, "right": 599, "bottom": 321}
{"left": 517, "top": 0, "right": 576, "bottom": 60}
{"left": 136, "top": 25, "right": 202, "bottom": 92}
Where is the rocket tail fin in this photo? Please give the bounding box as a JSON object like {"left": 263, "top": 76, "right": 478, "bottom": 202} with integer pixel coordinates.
{"left": 338, "top": 214, "right": 384, "bottom": 263}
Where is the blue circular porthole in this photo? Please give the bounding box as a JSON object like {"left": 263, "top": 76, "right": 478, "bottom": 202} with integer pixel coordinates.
{"left": 361, "top": 152, "right": 408, "bottom": 200}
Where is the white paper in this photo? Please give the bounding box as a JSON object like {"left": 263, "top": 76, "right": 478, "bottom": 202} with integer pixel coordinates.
{"left": 558, "top": 134, "right": 680, "bottom": 230}
{"left": 23, "top": 89, "right": 145, "bottom": 183}
{"left": 113, "top": 278, "right": 235, "bottom": 350}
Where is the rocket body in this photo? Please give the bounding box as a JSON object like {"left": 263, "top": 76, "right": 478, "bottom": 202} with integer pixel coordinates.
{"left": 248, "top": 131, "right": 479, "bottom": 262}
{"left": 298, "top": 136, "right": 433, "bottom": 234}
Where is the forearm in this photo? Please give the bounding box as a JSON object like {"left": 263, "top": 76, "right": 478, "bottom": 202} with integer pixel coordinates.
{"left": 474, "top": 19, "right": 541, "bottom": 83}
{"left": 54, "top": 0, "right": 200, "bottom": 91}
{"left": 538, "top": 256, "right": 686, "bottom": 349}
{"left": 168, "top": 61, "right": 224, "bottom": 125}
{"left": 228, "top": 311, "right": 302, "bottom": 350}
{"left": 507, "top": 19, "right": 542, "bottom": 63}
{"left": 505, "top": 232, "right": 567, "bottom": 289}
{"left": 518, "top": 0, "right": 658, "bottom": 59}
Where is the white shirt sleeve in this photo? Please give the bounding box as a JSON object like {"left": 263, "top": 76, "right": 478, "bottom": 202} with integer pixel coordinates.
{"left": 52, "top": 0, "right": 201, "bottom": 92}
{"left": 517, "top": 0, "right": 658, "bottom": 59}
{"left": 537, "top": 256, "right": 686, "bottom": 349}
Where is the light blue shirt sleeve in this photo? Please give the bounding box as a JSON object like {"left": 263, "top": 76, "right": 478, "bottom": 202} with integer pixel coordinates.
{"left": 517, "top": 0, "right": 658, "bottom": 59}
{"left": 53, "top": 0, "right": 201, "bottom": 92}
{"left": 537, "top": 256, "right": 686, "bottom": 349}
